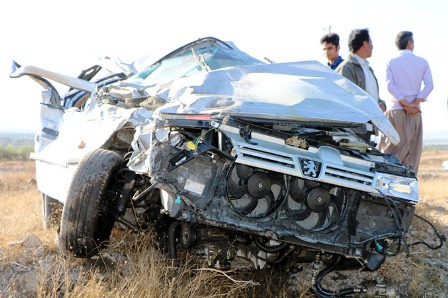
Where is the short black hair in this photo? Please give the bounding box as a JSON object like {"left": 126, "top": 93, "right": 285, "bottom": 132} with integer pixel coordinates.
{"left": 395, "top": 31, "right": 413, "bottom": 50}
{"left": 348, "top": 29, "right": 370, "bottom": 53}
{"left": 320, "top": 33, "right": 340, "bottom": 47}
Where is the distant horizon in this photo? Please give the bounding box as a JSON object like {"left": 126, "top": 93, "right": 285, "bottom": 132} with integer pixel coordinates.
{"left": 0, "top": 129, "right": 35, "bottom": 135}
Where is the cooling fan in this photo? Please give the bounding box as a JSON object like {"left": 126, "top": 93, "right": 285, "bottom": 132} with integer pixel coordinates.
{"left": 285, "top": 178, "right": 347, "bottom": 231}
{"left": 226, "top": 163, "right": 286, "bottom": 218}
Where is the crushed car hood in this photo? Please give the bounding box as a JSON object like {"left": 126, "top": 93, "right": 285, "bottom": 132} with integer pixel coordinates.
{"left": 10, "top": 56, "right": 399, "bottom": 145}
{"left": 153, "top": 61, "right": 399, "bottom": 144}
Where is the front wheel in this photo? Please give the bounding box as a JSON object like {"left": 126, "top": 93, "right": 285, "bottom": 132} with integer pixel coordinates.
{"left": 58, "top": 149, "right": 124, "bottom": 258}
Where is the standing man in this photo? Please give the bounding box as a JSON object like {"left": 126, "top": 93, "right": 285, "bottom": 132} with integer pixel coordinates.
{"left": 377, "top": 31, "right": 433, "bottom": 174}
{"left": 336, "top": 28, "right": 386, "bottom": 142}
{"left": 320, "top": 33, "right": 344, "bottom": 70}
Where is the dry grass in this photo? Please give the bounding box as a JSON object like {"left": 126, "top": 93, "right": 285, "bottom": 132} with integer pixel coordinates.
{"left": 0, "top": 149, "right": 447, "bottom": 297}
{"left": 0, "top": 161, "right": 49, "bottom": 264}
{"left": 418, "top": 150, "right": 448, "bottom": 207}
{"left": 374, "top": 149, "right": 448, "bottom": 297}
{"left": 32, "top": 233, "right": 262, "bottom": 298}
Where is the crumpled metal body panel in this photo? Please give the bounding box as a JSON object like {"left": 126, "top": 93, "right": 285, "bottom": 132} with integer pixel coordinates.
{"left": 29, "top": 98, "right": 151, "bottom": 202}
{"left": 158, "top": 61, "right": 399, "bottom": 145}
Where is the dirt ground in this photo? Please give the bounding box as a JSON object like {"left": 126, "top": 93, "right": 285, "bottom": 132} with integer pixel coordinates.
{"left": 0, "top": 149, "right": 447, "bottom": 297}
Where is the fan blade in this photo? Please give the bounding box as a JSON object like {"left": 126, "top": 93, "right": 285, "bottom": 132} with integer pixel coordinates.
{"left": 227, "top": 176, "right": 246, "bottom": 199}
{"left": 289, "top": 178, "right": 306, "bottom": 203}
{"left": 236, "top": 164, "right": 252, "bottom": 179}
{"left": 231, "top": 195, "right": 258, "bottom": 215}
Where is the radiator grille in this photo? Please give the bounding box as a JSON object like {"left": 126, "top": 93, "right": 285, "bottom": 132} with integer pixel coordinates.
{"left": 237, "top": 144, "right": 296, "bottom": 169}
{"left": 324, "top": 165, "right": 374, "bottom": 186}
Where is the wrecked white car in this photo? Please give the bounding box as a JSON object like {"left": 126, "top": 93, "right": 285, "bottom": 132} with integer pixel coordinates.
{"left": 10, "top": 37, "right": 444, "bottom": 296}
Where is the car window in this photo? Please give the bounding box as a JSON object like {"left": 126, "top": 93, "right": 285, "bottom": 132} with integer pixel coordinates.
{"left": 127, "top": 44, "right": 263, "bottom": 87}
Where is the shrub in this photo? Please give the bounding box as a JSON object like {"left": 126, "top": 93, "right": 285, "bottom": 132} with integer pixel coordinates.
{"left": 0, "top": 144, "right": 33, "bottom": 160}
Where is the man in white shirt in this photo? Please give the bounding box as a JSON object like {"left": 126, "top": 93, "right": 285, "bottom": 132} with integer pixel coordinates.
{"left": 377, "top": 31, "right": 434, "bottom": 174}
{"left": 336, "top": 29, "right": 386, "bottom": 143}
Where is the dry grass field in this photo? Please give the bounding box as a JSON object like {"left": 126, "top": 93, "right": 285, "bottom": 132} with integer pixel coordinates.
{"left": 1, "top": 148, "right": 447, "bottom": 297}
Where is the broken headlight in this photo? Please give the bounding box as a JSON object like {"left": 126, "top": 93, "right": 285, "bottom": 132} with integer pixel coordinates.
{"left": 375, "top": 173, "right": 418, "bottom": 202}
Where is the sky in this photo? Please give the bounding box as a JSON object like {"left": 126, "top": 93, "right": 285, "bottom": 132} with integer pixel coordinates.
{"left": 1, "top": 0, "right": 447, "bottom": 141}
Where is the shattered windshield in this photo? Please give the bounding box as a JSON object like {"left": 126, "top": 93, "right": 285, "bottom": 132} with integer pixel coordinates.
{"left": 127, "top": 43, "right": 264, "bottom": 87}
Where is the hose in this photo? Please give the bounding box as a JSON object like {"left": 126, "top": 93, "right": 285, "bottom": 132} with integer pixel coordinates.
{"left": 168, "top": 221, "right": 182, "bottom": 259}
{"left": 408, "top": 213, "right": 446, "bottom": 249}
{"left": 311, "top": 255, "right": 366, "bottom": 297}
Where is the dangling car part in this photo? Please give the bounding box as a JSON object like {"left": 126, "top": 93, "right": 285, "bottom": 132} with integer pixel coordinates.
{"left": 10, "top": 37, "right": 444, "bottom": 297}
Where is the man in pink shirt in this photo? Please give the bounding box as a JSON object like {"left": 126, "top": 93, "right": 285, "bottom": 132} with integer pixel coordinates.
{"left": 377, "top": 31, "right": 434, "bottom": 174}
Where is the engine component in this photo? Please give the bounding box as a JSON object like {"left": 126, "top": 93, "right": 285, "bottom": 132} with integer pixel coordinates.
{"left": 247, "top": 172, "right": 271, "bottom": 198}
{"left": 306, "top": 187, "right": 331, "bottom": 212}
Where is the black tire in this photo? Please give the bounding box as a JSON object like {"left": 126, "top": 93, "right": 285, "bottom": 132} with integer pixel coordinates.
{"left": 42, "top": 193, "right": 62, "bottom": 230}
{"left": 58, "top": 149, "right": 124, "bottom": 258}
